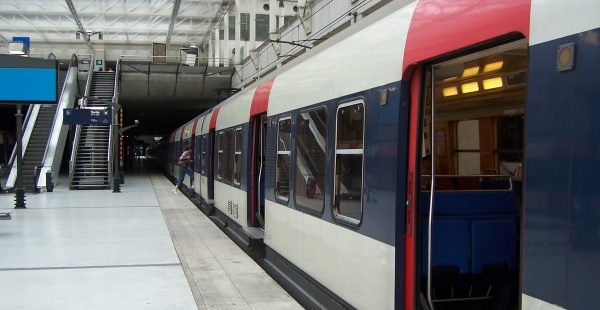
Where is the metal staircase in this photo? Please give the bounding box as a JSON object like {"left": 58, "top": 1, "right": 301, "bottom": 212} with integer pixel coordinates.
{"left": 70, "top": 71, "right": 115, "bottom": 189}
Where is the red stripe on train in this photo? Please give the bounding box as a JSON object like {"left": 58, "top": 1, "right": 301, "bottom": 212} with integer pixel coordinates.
{"left": 403, "top": 0, "right": 531, "bottom": 75}
{"left": 250, "top": 79, "right": 275, "bottom": 117}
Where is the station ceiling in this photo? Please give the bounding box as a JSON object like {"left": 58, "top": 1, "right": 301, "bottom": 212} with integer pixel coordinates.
{"left": 0, "top": 0, "right": 230, "bottom": 53}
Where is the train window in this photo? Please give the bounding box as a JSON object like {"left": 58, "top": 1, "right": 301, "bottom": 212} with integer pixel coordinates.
{"left": 217, "top": 132, "right": 224, "bottom": 179}
{"left": 456, "top": 120, "right": 481, "bottom": 175}
{"left": 201, "top": 135, "right": 206, "bottom": 174}
{"left": 194, "top": 138, "right": 201, "bottom": 173}
{"left": 276, "top": 117, "right": 292, "bottom": 201}
{"left": 224, "top": 129, "right": 235, "bottom": 183}
{"left": 233, "top": 127, "right": 242, "bottom": 185}
{"left": 295, "top": 107, "right": 327, "bottom": 214}
{"left": 334, "top": 102, "right": 364, "bottom": 224}
{"left": 496, "top": 116, "right": 524, "bottom": 175}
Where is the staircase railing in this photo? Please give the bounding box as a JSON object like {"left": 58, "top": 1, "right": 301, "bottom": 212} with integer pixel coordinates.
{"left": 37, "top": 54, "right": 80, "bottom": 189}
{"left": 69, "top": 53, "right": 94, "bottom": 187}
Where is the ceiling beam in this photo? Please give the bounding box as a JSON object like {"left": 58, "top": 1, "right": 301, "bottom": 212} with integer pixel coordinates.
{"left": 64, "top": 0, "right": 93, "bottom": 51}
{"left": 165, "top": 0, "right": 182, "bottom": 49}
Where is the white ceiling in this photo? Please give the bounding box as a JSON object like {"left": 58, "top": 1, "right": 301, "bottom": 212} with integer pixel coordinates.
{"left": 0, "top": 0, "right": 230, "bottom": 57}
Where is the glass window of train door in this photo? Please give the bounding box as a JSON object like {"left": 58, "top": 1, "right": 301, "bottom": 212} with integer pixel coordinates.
{"left": 217, "top": 131, "right": 224, "bottom": 180}
{"left": 333, "top": 100, "right": 365, "bottom": 225}
{"left": 201, "top": 135, "right": 206, "bottom": 175}
{"left": 233, "top": 127, "right": 243, "bottom": 186}
{"left": 276, "top": 116, "right": 292, "bottom": 202}
{"left": 295, "top": 106, "right": 327, "bottom": 215}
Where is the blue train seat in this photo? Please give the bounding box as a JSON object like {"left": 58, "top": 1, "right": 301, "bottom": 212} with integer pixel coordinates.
{"left": 419, "top": 179, "right": 521, "bottom": 277}
{"left": 471, "top": 219, "right": 518, "bottom": 274}
{"left": 421, "top": 219, "right": 470, "bottom": 275}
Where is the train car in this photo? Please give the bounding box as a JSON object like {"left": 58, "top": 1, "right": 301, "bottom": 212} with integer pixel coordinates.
{"left": 155, "top": 0, "right": 600, "bottom": 309}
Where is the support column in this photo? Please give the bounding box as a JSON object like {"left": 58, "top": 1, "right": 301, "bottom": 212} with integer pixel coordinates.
{"left": 224, "top": 14, "right": 230, "bottom": 67}
{"left": 269, "top": 0, "right": 277, "bottom": 35}
{"left": 279, "top": 2, "right": 285, "bottom": 29}
{"left": 249, "top": 0, "right": 256, "bottom": 51}
{"left": 14, "top": 104, "right": 25, "bottom": 209}
{"left": 235, "top": 2, "right": 241, "bottom": 66}
{"left": 208, "top": 37, "right": 213, "bottom": 67}
{"left": 214, "top": 24, "right": 220, "bottom": 67}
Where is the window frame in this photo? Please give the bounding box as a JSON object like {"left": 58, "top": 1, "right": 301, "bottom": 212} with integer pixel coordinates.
{"left": 294, "top": 106, "right": 327, "bottom": 216}
{"left": 275, "top": 116, "right": 292, "bottom": 203}
{"left": 217, "top": 131, "right": 224, "bottom": 180}
{"left": 332, "top": 100, "right": 366, "bottom": 226}
{"left": 233, "top": 127, "right": 243, "bottom": 186}
{"left": 200, "top": 134, "right": 207, "bottom": 175}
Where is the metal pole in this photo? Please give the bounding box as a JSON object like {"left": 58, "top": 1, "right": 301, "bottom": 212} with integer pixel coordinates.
{"left": 426, "top": 67, "right": 436, "bottom": 310}
{"left": 112, "top": 104, "right": 120, "bottom": 193}
{"left": 14, "top": 104, "right": 26, "bottom": 209}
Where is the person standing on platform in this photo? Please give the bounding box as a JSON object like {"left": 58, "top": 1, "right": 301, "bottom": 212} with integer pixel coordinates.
{"left": 173, "top": 144, "right": 194, "bottom": 194}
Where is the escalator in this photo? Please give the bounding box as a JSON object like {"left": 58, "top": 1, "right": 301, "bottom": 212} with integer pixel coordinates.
{"left": 4, "top": 54, "right": 82, "bottom": 192}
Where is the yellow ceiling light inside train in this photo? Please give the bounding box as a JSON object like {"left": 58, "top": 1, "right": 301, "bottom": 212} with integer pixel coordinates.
{"left": 443, "top": 86, "right": 458, "bottom": 97}
{"left": 461, "top": 81, "right": 479, "bottom": 94}
{"left": 462, "top": 66, "right": 480, "bottom": 77}
{"left": 483, "top": 77, "right": 504, "bottom": 90}
{"left": 484, "top": 61, "right": 504, "bottom": 72}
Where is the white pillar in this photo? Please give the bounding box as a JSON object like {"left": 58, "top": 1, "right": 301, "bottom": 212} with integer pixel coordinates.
{"left": 279, "top": 3, "right": 285, "bottom": 30}
{"left": 235, "top": 3, "right": 241, "bottom": 66}
{"left": 249, "top": 0, "right": 256, "bottom": 51}
{"left": 224, "top": 13, "right": 230, "bottom": 67}
{"left": 208, "top": 38, "right": 213, "bottom": 66}
{"left": 214, "top": 25, "right": 220, "bottom": 67}
{"left": 269, "top": 0, "right": 277, "bottom": 34}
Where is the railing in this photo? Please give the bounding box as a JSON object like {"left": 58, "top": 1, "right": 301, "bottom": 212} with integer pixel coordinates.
{"left": 6, "top": 104, "right": 33, "bottom": 169}
{"left": 68, "top": 53, "right": 94, "bottom": 187}
{"left": 68, "top": 125, "right": 81, "bottom": 188}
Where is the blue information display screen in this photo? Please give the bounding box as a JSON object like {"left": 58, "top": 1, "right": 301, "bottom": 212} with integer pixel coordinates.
{"left": 0, "top": 55, "right": 58, "bottom": 104}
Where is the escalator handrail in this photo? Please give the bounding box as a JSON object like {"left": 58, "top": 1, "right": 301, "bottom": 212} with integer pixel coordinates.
{"left": 6, "top": 104, "right": 34, "bottom": 169}
{"left": 39, "top": 54, "right": 78, "bottom": 172}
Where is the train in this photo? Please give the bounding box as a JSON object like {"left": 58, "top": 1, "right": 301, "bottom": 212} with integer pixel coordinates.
{"left": 149, "top": 0, "right": 600, "bottom": 309}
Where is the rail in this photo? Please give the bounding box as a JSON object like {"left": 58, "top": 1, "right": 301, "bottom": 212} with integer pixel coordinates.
{"left": 6, "top": 104, "right": 33, "bottom": 169}
{"left": 68, "top": 52, "right": 94, "bottom": 187}
{"left": 420, "top": 175, "right": 514, "bottom": 192}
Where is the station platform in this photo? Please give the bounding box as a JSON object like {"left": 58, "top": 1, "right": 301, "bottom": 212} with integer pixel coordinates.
{"left": 0, "top": 160, "right": 301, "bottom": 310}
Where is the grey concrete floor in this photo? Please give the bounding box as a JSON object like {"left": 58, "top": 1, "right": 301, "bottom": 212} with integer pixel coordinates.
{"left": 0, "top": 159, "right": 301, "bottom": 310}
{"left": 150, "top": 171, "right": 302, "bottom": 310}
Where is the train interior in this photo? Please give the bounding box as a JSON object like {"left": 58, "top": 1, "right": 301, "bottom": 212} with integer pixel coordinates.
{"left": 418, "top": 41, "right": 527, "bottom": 310}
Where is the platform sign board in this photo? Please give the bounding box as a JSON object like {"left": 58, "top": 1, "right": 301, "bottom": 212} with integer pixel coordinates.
{"left": 0, "top": 54, "right": 58, "bottom": 104}
{"left": 63, "top": 108, "right": 112, "bottom": 126}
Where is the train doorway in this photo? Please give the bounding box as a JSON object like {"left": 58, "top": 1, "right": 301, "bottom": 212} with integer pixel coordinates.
{"left": 208, "top": 129, "right": 215, "bottom": 202}
{"left": 250, "top": 113, "right": 267, "bottom": 228}
{"left": 414, "top": 40, "right": 527, "bottom": 310}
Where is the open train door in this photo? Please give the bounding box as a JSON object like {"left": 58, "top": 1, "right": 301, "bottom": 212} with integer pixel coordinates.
{"left": 249, "top": 80, "right": 273, "bottom": 228}
{"left": 208, "top": 107, "right": 220, "bottom": 204}
{"left": 249, "top": 113, "right": 267, "bottom": 227}
{"left": 401, "top": 2, "right": 531, "bottom": 309}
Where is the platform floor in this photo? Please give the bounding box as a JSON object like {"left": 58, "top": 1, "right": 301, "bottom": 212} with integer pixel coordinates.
{"left": 0, "top": 160, "right": 301, "bottom": 310}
